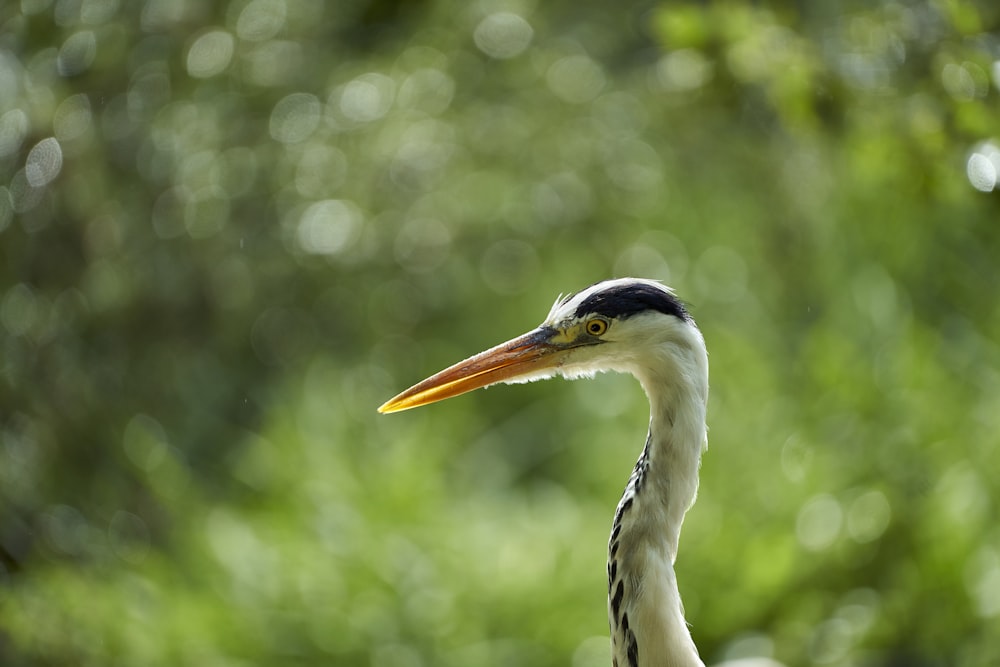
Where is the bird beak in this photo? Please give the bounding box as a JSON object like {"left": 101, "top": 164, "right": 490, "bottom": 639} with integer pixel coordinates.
{"left": 378, "top": 327, "right": 566, "bottom": 413}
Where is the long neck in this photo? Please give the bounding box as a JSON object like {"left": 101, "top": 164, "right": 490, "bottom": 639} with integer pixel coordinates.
{"left": 608, "top": 362, "right": 708, "bottom": 667}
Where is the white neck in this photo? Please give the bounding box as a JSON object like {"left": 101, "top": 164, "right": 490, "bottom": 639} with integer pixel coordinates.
{"left": 608, "top": 346, "right": 709, "bottom": 667}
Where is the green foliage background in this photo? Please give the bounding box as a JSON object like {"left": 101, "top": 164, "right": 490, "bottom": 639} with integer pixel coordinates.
{"left": 2, "top": 0, "right": 999, "bottom": 665}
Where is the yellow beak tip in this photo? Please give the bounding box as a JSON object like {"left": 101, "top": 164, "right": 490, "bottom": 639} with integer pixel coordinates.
{"left": 378, "top": 397, "right": 415, "bottom": 414}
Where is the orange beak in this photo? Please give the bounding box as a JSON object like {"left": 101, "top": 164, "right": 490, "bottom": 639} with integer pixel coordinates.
{"left": 378, "top": 327, "right": 566, "bottom": 413}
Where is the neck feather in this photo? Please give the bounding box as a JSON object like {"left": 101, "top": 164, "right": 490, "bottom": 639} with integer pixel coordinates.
{"left": 607, "top": 345, "right": 708, "bottom": 667}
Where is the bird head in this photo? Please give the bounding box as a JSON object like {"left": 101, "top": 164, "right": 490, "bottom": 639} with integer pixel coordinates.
{"left": 378, "top": 278, "right": 707, "bottom": 414}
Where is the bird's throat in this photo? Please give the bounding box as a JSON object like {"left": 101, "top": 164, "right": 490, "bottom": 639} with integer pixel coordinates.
{"left": 607, "top": 376, "right": 708, "bottom": 667}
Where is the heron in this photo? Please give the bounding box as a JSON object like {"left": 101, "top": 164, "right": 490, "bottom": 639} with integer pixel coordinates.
{"left": 379, "top": 278, "right": 712, "bottom": 667}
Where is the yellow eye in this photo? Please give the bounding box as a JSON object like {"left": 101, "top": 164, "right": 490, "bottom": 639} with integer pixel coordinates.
{"left": 585, "top": 318, "right": 608, "bottom": 336}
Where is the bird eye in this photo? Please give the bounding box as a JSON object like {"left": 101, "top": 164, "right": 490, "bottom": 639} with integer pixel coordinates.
{"left": 586, "top": 318, "right": 608, "bottom": 336}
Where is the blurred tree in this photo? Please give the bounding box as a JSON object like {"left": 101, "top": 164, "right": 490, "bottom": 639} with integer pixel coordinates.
{"left": 1, "top": 0, "right": 999, "bottom": 666}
